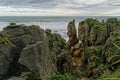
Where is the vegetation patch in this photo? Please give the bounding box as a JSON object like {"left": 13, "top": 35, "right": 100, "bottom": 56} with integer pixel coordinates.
{"left": 96, "top": 68, "right": 120, "bottom": 80}
{"left": 48, "top": 39, "right": 54, "bottom": 48}
{"left": 26, "top": 75, "right": 42, "bottom": 80}
{"left": 0, "top": 34, "right": 12, "bottom": 44}
{"left": 10, "top": 22, "right": 16, "bottom": 26}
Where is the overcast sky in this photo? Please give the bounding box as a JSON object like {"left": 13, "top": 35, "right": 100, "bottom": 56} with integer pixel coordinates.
{"left": 0, "top": 0, "right": 120, "bottom": 16}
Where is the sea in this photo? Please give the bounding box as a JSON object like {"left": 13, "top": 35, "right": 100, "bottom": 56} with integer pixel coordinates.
{"left": 0, "top": 16, "right": 120, "bottom": 40}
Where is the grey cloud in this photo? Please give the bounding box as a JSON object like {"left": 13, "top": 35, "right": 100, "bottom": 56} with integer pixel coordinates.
{"left": 0, "top": 0, "right": 119, "bottom": 16}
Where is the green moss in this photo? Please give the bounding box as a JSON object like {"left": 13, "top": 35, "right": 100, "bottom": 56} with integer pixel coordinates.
{"left": 31, "top": 25, "right": 39, "bottom": 27}
{"left": 26, "top": 75, "right": 42, "bottom": 80}
{"left": 10, "top": 22, "right": 16, "bottom": 25}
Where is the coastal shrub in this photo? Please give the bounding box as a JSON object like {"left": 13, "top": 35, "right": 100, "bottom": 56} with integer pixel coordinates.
{"left": 46, "top": 29, "right": 52, "bottom": 33}
{"left": 93, "top": 24, "right": 106, "bottom": 32}
{"left": 45, "top": 29, "right": 52, "bottom": 36}
{"left": 106, "top": 18, "right": 120, "bottom": 35}
{"left": 57, "top": 40, "right": 65, "bottom": 48}
{"left": 85, "top": 18, "right": 97, "bottom": 27}
{"left": 48, "top": 39, "right": 54, "bottom": 48}
{"left": 31, "top": 25, "right": 39, "bottom": 28}
{"left": 10, "top": 22, "right": 16, "bottom": 25}
{"left": 50, "top": 73, "right": 74, "bottom": 80}
{"left": 26, "top": 75, "right": 41, "bottom": 80}
{"left": 96, "top": 68, "right": 120, "bottom": 80}
{"left": 0, "top": 34, "right": 12, "bottom": 44}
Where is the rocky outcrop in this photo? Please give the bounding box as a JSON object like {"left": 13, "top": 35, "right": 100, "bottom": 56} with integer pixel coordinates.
{"left": 66, "top": 19, "right": 79, "bottom": 49}
{"left": 7, "top": 72, "right": 31, "bottom": 80}
{"left": 78, "top": 18, "right": 120, "bottom": 79}
{"left": 78, "top": 18, "right": 106, "bottom": 47}
{"left": 66, "top": 18, "right": 120, "bottom": 79}
{"left": 19, "top": 41, "right": 55, "bottom": 80}
{"left": 0, "top": 24, "right": 58, "bottom": 80}
{"left": 45, "top": 28, "right": 69, "bottom": 73}
{"left": 66, "top": 19, "right": 84, "bottom": 70}
{"left": 0, "top": 43, "right": 17, "bottom": 76}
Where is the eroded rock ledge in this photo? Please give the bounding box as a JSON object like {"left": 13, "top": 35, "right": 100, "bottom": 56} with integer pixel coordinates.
{"left": 0, "top": 24, "right": 66, "bottom": 80}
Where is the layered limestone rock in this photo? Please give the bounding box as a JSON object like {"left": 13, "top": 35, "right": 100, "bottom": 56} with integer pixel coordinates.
{"left": 78, "top": 18, "right": 106, "bottom": 47}
{"left": 45, "top": 28, "right": 69, "bottom": 72}
{"left": 67, "top": 18, "right": 120, "bottom": 79}
{"left": 0, "top": 24, "right": 57, "bottom": 80}
{"left": 103, "top": 26, "right": 120, "bottom": 68}
{"left": 19, "top": 41, "right": 55, "bottom": 80}
{"left": 66, "top": 20, "right": 83, "bottom": 68}
{"left": 106, "top": 18, "right": 120, "bottom": 38}
{"left": 0, "top": 43, "right": 17, "bottom": 76}
{"left": 78, "top": 21, "right": 90, "bottom": 47}
{"left": 66, "top": 19, "right": 79, "bottom": 49}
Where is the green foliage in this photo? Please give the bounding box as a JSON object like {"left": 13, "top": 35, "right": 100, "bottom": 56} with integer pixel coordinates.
{"left": 93, "top": 24, "right": 106, "bottom": 32}
{"left": 48, "top": 39, "right": 54, "bottom": 48}
{"left": 0, "top": 34, "right": 12, "bottom": 44}
{"left": 57, "top": 40, "right": 65, "bottom": 48}
{"left": 46, "top": 29, "right": 52, "bottom": 33}
{"left": 85, "top": 18, "right": 94, "bottom": 24}
{"left": 10, "top": 22, "right": 16, "bottom": 25}
{"left": 31, "top": 25, "right": 39, "bottom": 28}
{"left": 45, "top": 29, "right": 52, "bottom": 36}
{"left": 103, "top": 33, "right": 120, "bottom": 66}
{"left": 85, "top": 18, "right": 98, "bottom": 27}
{"left": 50, "top": 73, "right": 74, "bottom": 80}
{"left": 106, "top": 18, "right": 119, "bottom": 25}
{"left": 26, "top": 75, "right": 42, "bottom": 80}
{"left": 106, "top": 18, "right": 120, "bottom": 33}
{"left": 84, "top": 45, "right": 104, "bottom": 57}
{"left": 96, "top": 68, "right": 120, "bottom": 80}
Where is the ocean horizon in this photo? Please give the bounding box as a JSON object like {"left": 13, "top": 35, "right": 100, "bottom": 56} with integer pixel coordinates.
{"left": 0, "top": 16, "right": 120, "bottom": 40}
{"left": 0, "top": 16, "right": 120, "bottom": 22}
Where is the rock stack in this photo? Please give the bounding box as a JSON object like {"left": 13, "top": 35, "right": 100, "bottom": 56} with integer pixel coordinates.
{"left": 66, "top": 19, "right": 79, "bottom": 49}
{"left": 66, "top": 19, "right": 83, "bottom": 67}
{"left": 66, "top": 18, "right": 120, "bottom": 79}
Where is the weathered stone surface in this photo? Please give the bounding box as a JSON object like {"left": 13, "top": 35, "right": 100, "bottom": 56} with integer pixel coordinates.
{"left": 4, "top": 25, "right": 46, "bottom": 46}
{"left": 78, "top": 21, "right": 90, "bottom": 46}
{"left": 66, "top": 19, "right": 79, "bottom": 48}
{"left": 45, "top": 29, "right": 68, "bottom": 73}
{"left": 67, "top": 19, "right": 76, "bottom": 37}
{"left": 0, "top": 43, "right": 17, "bottom": 76}
{"left": 7, "top": 72, "right": 31, "bottom": 80}
{"left": 0, "top": 25, "right": 57, "bottom": 80}
{"left": 78, "top": 18, "right": 106, "bottom": 47}
{"left": 19, "top": 41, "right": 56, "bottom": 79}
